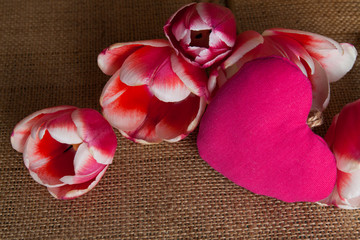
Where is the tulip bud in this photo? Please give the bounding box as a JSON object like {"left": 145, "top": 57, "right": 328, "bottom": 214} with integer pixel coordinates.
{"left": 164, "top": 2, "right": 237, "bottom": 68}
{"left": 11, "top": 106, "right": 117, "bottom": 199}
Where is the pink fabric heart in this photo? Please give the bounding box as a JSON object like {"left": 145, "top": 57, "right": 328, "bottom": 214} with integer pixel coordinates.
{"left": 197, "top": 56, "right": 337, "bottom": 202}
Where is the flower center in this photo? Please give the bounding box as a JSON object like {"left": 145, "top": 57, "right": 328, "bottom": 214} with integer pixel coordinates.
{"left": 190, "top": 29, "right": 211, "bottom": 48}
{"left": 64, "top": 143, "right": 81, "bottom": 152}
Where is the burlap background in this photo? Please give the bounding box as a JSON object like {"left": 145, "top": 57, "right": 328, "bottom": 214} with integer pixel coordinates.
{"left": 1, "top": 0, "right": 359, "bottom": 239}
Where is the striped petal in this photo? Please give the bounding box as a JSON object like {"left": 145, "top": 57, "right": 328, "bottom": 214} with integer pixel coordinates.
{"left": 156, "top": 94, "right": 206, "bottom": 141}
{"left": 60, "top": 143, "right": 107, "bottom": 185}
{"left": 45, "top": 110, "right": 83, "bottom": 144}
{"left": 222, "top": 31, "right": 264, "bottom": 70}
{"left": 196, "top": 2, "right": 236, "bottom": 47}
{"left": 171, "top": 53, "right": 209, "bottom": 98}
{"left": 337, "top": 169, "right": 360, "bottom": 201}
{"left": 264, "top": 28, "right": 358, "bottom": 82}
{"left": 196, "top": 47, "right": 231, "bottom": 68}
{"left": 11, "top": 106, "right": 76, "bottom": 153}
{"left": 47, "top": 166, "right": 108, "bottom": 200}
{"left": 24, "top": 130, "right": 75, "bottom": 187}
{"left": 318, "top": 185, "right": 352, "bottom": 209}
{"left": 71, "top": 108, "right": 117, "bottom": 165}
{"left": 164, "top": 3, "right": 195, "bottom": 54}
{"left": 100, "top": 73, "right": 152, "bottom": 132}
{"left": 266, "top": 35, "right": 315, "bottom": 76}
{"left": 308, "top": 59, "right": 330, "bottom": 111}
{"left": 149, "top": 54, "right": 191, "bottom": 102}
{"left": 318, "top": 43, "right": 357, "bottom": 83}
{"left": 125, "top": 120, "right": 162, "bottom": 144}
{"left": 98, "top": 39, "right": 170, "bottom": 76}
{"left": 332, "top": 99, "right": 360, "bottom": 173}
{"left": 119, "top": 46, "right": 173, "bottom": 87}
{"left": 123, "top": 97, "right": 170, "bottom": 143}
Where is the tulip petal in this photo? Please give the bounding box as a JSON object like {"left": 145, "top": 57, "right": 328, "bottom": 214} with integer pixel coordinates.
{"left": 228, "top": 36, "right": 283, "bottom": 76}
{"left": 264, "top": 28, "right": 358, "bottom": 82}
{"left": 60, "top": 143, "right": 106, "bottom": 185}
{"left": 11, "top": 106, "right": 76, "bottom": 153}
{"left": 155, "top": 94, "right": 202, "bottom": 140}
{"left": 222, "top": 31, "right": 264, "bottom": 70}
{"left": 29, "top": 109, "right": 77, "bottom": 142}
{"left": 344, "top": 195, "right": 360, "bottom": 209}
{"left": 24, "top": 130, "right": 76, "bottom": 187}
{"left": 98, "top": 44, "right": 143, "bottom": 76}
{"left": 188, "top": 8, "right": 210, "bottom": 31}
{"left": 263, "top": 28, "right": 341, "bottom": 52}
{"left": 318, "top": 185, "right": 353, "bottom": 209}
{"left": 126, "top": 120, "right": 162, "bottom": 144}
{"left": 171, "top": 15, "right": 190, "bottom": 43}
{"left": 208, "top": 32, "right": 230, "bottom": 50}
{"left": 196, "top": 2, "right": 236, "bottom": 47}
{"left": 317, "top": 43, "right": 357, "bottom": 83}
{"left": 208, "top": 67, "right": 220, "bottom": 94}
{"left": 164, "top": 3, "right": 195, "bottom": 52}
{"left": 98, "top": 39, "right": 170, "bottom": 76}
{"left": 164, "top": 96, "right": 207, "bottom": 143}
{"left": 337, "top": 169, "right": 360, "bottom": 200}
{"left": 262, "top": 35, "right": 314, "bottom": 76}
{"left": 332, "top": 100, "right": 360, "bottom": 172}
{"left": 72, "top": 143, "right": 106, "bottom": 175}
{"left": 47, "top": 166, "right": 108, "bottom": 200}
{"left": 60, "top": 167, "right": 105, "bottom": 185}
{"left": 149, "top": 54, "right": 191, "bottom": 102}
{"left": 171, "top": 54, "right": 209, "bottom": 98}
{"left": 308, "top": 59, "right": 330, "bottom": 111}
{"left": 196, "top": 47, "right": 231, "bottom": 68}
{"left": 120, "top": 46, "right": 173, "bottom": 87}
{"left": 71, "top": 109, "right": 117, "bottom": 165}
{"left": 100, "top": 70, "right": 126, "bottom": 107}
{"left": 101, "top": 73, "right": 152, "bottom": 132}
{"left": 45, "top": 111, "right": 83, "bottom": 145}
{"left": 124, "top": 97, "right": 172, "bottom": 143}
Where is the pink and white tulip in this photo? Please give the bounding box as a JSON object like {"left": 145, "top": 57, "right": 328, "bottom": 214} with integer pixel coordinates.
{"left": 11, "top": 106, "right": 117, "bottom": 200}
{"left": 98, "top": 39, "right": 208, "bottom": 144}
{"left": 164, "top": 2, "right": 237, "bottom": 68}
{"left": 319, "top": 99, "right": 360, "bottom": 209}
{"left": 209, "top": 28, "right": 357, "bottom": 111}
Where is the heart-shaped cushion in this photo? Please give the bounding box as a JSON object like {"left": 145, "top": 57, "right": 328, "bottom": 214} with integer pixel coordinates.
{"left": 197, "top": 56, "right": 336, "bottom": 202}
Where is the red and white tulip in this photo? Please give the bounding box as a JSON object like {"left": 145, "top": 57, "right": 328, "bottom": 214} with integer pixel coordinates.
{"left": 164, "top": 2, "right": 237, "bottom": 68}
{"left": 98, "top": 39, "right": 208, "bottom": 144}
{"left": 319, "top": 99, "right": 360, "bottom": 209}
{"left": 209, "top": 28, "right": 357, "bottom": 111}
{"left": 11, "top": 106, "right": 117, "bottom": 200}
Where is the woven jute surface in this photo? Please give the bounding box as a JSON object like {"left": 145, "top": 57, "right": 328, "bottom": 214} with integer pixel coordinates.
{"left": 1, "top": 0, "right": 359, "bottom": 239}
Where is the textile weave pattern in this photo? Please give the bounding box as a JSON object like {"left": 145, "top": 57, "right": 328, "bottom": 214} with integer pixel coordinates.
{"left": 1, "top": 0, "right": 359, "bottom": 239}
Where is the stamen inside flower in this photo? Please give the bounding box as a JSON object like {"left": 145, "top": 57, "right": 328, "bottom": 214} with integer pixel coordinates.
{"left": 190, "top": 29, "right": 211, "bottom": 48}
{"left": 64, "top": 143, "right": 81, "bottom": 152}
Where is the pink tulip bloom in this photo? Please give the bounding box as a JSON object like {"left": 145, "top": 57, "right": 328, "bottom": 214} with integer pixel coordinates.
{"left": 318, "top": 99, "right": 360, "bottom": 209}
{"left": 10, "top": 106, "right": 117, "bottom": 200}
{"left": 98, "top": 39, "right": 208, "bottom": 144}
{"left": 164, "top": 2, "right": 237, "bottom": 68}
{"left": 209, "top": 28, "right": 357, "bottom": 111}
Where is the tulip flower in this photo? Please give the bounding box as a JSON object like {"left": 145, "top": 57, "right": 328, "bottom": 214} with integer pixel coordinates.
{"left": 98, "top": 39, "right": 208, "bottom": 144}
{"left": 209, "top": 28, "right": 357, "bottom": 111}
{"left": 10, "top": 106, "right": 117, "bottom": 200}
{"left": 318, "top": 99, "right": 360, "bottom": 209}
{"left": 164, "top": 2, "right": 237, "bottom": 68}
